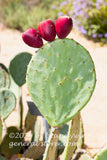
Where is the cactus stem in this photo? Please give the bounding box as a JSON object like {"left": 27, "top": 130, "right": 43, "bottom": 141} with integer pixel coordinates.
{"left": 43, "top": 126, "right": 61, "bottom": 160}
{"left": 61, "top": 113, "right": 80, "bottom": 160}
{"left": 19, "top": 87, "right": 23, "bottom": 131}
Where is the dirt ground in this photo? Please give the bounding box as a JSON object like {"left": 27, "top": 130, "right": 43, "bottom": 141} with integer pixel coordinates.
{"left": 0, "top": 23, "right": 107, "bottom": 156}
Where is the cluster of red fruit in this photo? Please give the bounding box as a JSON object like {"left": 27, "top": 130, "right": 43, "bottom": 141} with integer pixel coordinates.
{"left": 22, "top": 16, "right": 73, "bottom": 48}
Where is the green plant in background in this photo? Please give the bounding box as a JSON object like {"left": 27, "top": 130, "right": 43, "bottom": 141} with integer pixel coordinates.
{"left": 0, "top": 63, "right": 16, "bottom": 120}
{"left": 0, "top": 63, "right": 19, "bottom": 158}
{"left": 0, "top": 0, "right": 58, "bottom": 31}
{"left": 0, "top": 127, "right": 23, "bottom": 159}
{"left": 55, "top": 0, "right": 107, "bottom": 44}
{"left": 0, "top": 89, "right": 16, "bottom": 119}
{"left": 26, "top": 38, "right": 96, "bottom": 160}
{"left": 0, "top": 63, "right": 10, "bottom": 89}
{"left": 9, "top": 52, "right": 32, "bottom": 130}
{"left": 0, "top": 53, "right": 32, "bottom": 159}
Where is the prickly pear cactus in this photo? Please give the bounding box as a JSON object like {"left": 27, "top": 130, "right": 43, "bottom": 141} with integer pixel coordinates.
{"left": 9, "top": 52, "right": 32, "bottom": 86}
{"left": 26, "top": 39, "right": 96, "bottom": 127}
{"left": 22, "top": 141, "right": 45, "bottom": 160}
{"left": 58, "top": 123, "right": 69, "bottom": 149}
{"left": 25, "top": 111, "right": 37, "bottom": 132}
{"left": 0, "top": 127, "right": 23, "bottom": 159}
{"left": 79, "top": 154, "right": 92, "bottom": 160}
{"left": 0, "top": 117, "right": 2, "bottom": 143}
{"left": 0, "top": 155, "right": 8, "bottom": 160}
{"left": 0, "top": 63, "right": 10, "bottom": 89}
{"left": 0, "top": 89, "right": 16, "bottom": 119}
{"left": 94, "top": 147, "right": 107, "bottom": 160}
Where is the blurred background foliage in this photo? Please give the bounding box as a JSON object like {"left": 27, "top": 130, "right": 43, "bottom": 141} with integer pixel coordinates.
{"left": 0, "top": 0, "right": 107, "bottom": 43}
{"left": 55, "top": 0, "right": 107, "bottom": 43}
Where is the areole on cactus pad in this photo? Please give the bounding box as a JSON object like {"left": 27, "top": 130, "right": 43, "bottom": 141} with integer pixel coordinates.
{"left": 26, "top": 38, "right": 96, "bottom": 127}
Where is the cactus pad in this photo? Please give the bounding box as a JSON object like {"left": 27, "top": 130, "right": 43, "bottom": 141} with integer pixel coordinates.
{"left": 94, "top": 147, "right": 107, "bottom": 160}
{"left": 0, "top": 89, "right": 16, "bottom": 119}
{"left": 0, "top": 118, "right": 2, "bottom": 143}
{"left": 0, "top": 127, "right": 23, "bottom": 158}
{"left": 0, "top": 64, "right": 10, "bottom": 89}
{"left": 9, "top": 52, "right": 32, "bottom": 86}
{"left": 26, "top": 39, "right": 96, "bottom": 127}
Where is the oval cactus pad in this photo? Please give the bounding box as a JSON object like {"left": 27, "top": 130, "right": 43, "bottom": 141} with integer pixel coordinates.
{"left": 0, "top": 64, "right": 10, "bottom": 89}
{"left": 9, "top": 52, "right": 32, "bottom": 86}
{"left": 0, "top": 89, "right": 16, "bottom": 119}
{"left": 26, "top": 39, "right": 96, "bottom": 127}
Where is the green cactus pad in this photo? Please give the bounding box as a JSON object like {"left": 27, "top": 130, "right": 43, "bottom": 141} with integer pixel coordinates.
{"left": 79, "top": 154, "right": 92, "bottom": 160}
{"left": 0, "top": 70, "right": 5, "bottom": 88}
{"left": 94, "top": 147, "right": 107, "bottom": 160}
{"left": 22, "top": 141, "right": 45, "bottom": 159}
{"left": 25, "top": 111, "right": 37, "bottom": 132}
{"left": 26, "top": 39, "right": 96, "bottom": 127}
{"left": 0, "top": 127, "right": 23, "bottom": 158}
{"left": 9, "top": 52, "right": 32, "bottom": 86}
{"left": 0, "top": 64, "right": 10, "bottom": 89}
{"left": 0, "top": 118, "right": 2, "bottom": 143}
{"left": 0, "top": 155, "right": 8, "bottom": 160}
{"left": 9, "top": 76, "right": 20, "bottom": 99}
{"left": 0, "top": 89, "right": 16, "bottom": 119}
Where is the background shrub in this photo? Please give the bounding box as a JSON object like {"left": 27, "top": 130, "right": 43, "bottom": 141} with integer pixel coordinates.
{"left": 0, "top": 0, "right": 58, "bottom": 31}
{"left": 55, "top": 0, "right": 107, "bottom": 44}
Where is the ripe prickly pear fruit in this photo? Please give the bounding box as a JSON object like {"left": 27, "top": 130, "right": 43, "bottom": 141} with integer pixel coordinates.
{"left": 22, "top": 28, "right": 43, "bottom": 48}
{"left": 58, "top": 155, "right": 62, "bottom": 160}
{"left": 38, "top": 20, "right": 56, "bottom": 42}
{"left": 55, "top": 16, "right": 73, "bottom": 39}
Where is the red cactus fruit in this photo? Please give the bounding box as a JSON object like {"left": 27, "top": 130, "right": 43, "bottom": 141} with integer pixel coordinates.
{"left": 55, "top": 16, "right": 73, "bottom": 39}
{"left": 22, "top": 28, "right": 43, "bottom": 48}
{"left": 38, "top": 20, "right": 56, "bottom": 42}
{"left": 58, "top": 154, "right": 62, "bottom": 160}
